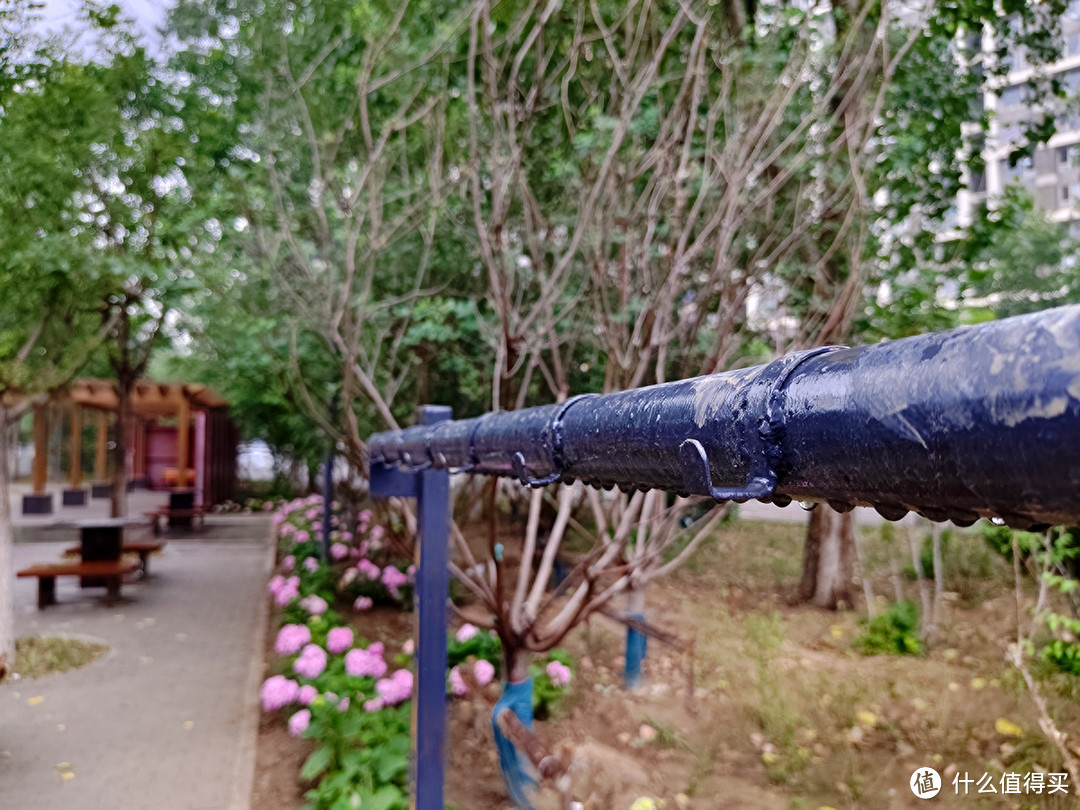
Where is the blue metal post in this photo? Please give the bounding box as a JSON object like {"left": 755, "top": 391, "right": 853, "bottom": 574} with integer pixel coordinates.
{"left": 321, "top": 456, "right": 333, "bottom": 563}
{"left": 321, "top": 394, "right": 339, "bottom": 564}
{"left": 413, "top": 405, "right": 451, "bottom": 810}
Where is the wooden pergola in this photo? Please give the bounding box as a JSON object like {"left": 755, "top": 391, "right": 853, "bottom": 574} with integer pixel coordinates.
{"left": 22, "top": 379, "right": 235, "bottom": 514}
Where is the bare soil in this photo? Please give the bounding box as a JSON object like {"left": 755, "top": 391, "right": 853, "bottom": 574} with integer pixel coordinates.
{"left": 252, "top": 518, "right": 1080, "bottom": 809}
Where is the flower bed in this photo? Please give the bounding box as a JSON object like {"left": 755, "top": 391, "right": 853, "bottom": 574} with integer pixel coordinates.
{"left": 260, "top": 496, "right": 573, "bottom": 809}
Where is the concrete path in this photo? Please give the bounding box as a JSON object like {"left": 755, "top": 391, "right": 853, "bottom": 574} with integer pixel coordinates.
{"left": 1, "top": 525, "right": 272, "bottom": 810}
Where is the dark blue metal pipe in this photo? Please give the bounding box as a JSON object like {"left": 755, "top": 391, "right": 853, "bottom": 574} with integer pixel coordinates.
{"left": 369, "top": 306, "right": 1080, "bottom": 529}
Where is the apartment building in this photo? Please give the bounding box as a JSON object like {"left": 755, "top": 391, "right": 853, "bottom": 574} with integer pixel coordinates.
{"left": 964, "top": 1, "right": 1080, "bottom": 227}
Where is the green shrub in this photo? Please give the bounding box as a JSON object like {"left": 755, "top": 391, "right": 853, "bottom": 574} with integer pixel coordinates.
{"left": 855, "top": 600, "right": 923, "bottom": 656}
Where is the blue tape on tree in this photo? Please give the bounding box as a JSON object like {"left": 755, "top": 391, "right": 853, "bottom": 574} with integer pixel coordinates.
{"left": 492, "top": 678, "right": 537, "bottom": 809}
{"left": 624, "top": 613, "right": 647, "bottom": 688}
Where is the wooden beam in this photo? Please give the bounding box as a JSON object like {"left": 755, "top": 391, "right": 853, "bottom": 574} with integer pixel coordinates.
{"left": 94, "top": 410, "right": 108, "bottom": 481}
{"left": 69, "top": 405, "right": 83, "bottom": 488}
{"left": 176, "top": 393, "right": 190, "bottom": 489}
{"left": 31, "top": 405, "right": 48, "bottom": 493}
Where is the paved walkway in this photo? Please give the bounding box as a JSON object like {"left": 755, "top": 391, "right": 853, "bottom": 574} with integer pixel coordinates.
{"left": 1, "top": 521, "right": 272, "bottom": 810}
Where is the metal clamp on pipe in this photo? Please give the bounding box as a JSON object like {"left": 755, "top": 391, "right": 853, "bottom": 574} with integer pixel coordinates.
{"left": 678, "top": 346, "right": 845, "bottom": 503}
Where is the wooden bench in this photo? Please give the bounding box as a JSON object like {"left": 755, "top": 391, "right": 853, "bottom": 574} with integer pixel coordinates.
{"left": 64, "top": 541, "right": 165, "bottom": 577}
{"left": 17, "top": 560, "right": 141, "bottom": 609}
{"left": 144, "top": 506, "right": 205, "bottom": 535}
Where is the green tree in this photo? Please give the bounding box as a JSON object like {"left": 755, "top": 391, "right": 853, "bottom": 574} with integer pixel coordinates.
{"left": 0, "top": 4, "right": 121, "bottom": 675}
{"left": 165, "top": 0, "right": 469, "bottom": 475}
{"left": 965, "top": 187, "right": 1080, "bottom": 318}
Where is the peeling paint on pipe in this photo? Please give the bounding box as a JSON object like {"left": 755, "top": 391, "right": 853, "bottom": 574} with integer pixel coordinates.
{"left": 368, "top": 305, "right": 1080, "bottom": 530}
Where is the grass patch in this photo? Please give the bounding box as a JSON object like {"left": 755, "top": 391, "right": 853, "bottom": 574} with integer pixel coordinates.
{"left": 13, "top": 635, "right": 108, "bottom": 679}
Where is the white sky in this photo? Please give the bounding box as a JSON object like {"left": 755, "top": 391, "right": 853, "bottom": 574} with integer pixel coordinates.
{"left": 38, "top": 0, "right": 172, "bottom": 49}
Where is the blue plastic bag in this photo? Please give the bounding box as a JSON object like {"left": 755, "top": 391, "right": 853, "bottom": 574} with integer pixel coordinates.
{"left": 492, "top": 677, "right": 537, "bottom": 809}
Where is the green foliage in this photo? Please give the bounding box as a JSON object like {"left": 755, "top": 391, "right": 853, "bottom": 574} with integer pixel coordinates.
{"left": 301, "top": 703, "right": 411, "bottom": 810}
{"left": 529, "top": 649, "right": 574, "bottom": 720}
{"left": 964, "top": 189, "right": 1080, "bottom": 318}
{"left": 855, "top": 601, "right": 924, "bottom": 656}
{"left": 446, "top": 627, "right": 502, "bottom": 672}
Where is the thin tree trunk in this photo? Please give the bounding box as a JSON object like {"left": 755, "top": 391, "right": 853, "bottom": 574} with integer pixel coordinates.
{"left": 852, "top": 525, "right": 876, "bottom": 618}
{"left": 930, "top": 522, "right": 944, "bottom": 636}
{"left": 888, "top": 531, "right": 905, "bottom": 604}
{"left": 799, "top": 505, "right": 854, "bottom": 609}
{"left": 0, "top": 409, "right": 16, "bottom": 677}
{"left": 906, "top": 519, "right": 932, "bottom": 634}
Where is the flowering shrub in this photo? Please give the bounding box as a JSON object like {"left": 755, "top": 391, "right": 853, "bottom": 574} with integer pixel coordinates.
{"left": 263, "top": 496, "right": 416, "bottom": 810}
{"left": 261, "top": 497, "right": 577, "bottom": 808}
{"left": 531, "top": 649, "right": 574, "bottom": 719}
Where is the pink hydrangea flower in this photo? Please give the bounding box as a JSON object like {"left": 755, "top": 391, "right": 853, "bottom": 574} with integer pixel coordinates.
{"left": 545, "top": 660, "right": 572, "bottom": 687}
{"left": 330, "top": 542, "right": 349, "bottom": 561}
{"left": 340, "top": 568, "right": 359, "bottom": 587}
{"left": 375, "top": 669, "right": 414, "bottom": 706}
{"left": 455, "top": 623, "right": 478, "bottom": 643}
{"left": 306, "top": 508, "right": 319, "bottom": 520}
{"left": 402, "top": 639, "right": 414, "bottom": 656}
{"left": 268, "top": 575, "right": 285, "bottom": 596}
{"left": 288, "top": 708, "right": 310, "bottom": 737}
{"left": 406, "top": 564, "right": 416, "bottom": 582}
{"left": 282, "top": 555, "right": 296, "bottom": 572}
{"left": 264, "top": 501, "right": 275, "bottom": 511}
{"left": 353, "top": 596, "right": 373, "bottom": 612}
{"left": 303, "top": 557, "right": 319, "bottom": 573}
{"left": 357, "top": 559, "right": 381, "bottom": 580}
{"left": 370, "top": 525, "right": 386, "bottom": 542}
{"left": 274, "top": 624, "right": 311, "bottom": 656}
{"left": 293, "top": 644, "right": 328, "bottom": 679}
{"left": 299, "top": 594, "right": 328, "bottom": 616}
{"left": 261, "top": 675, "right": 299, "bottom": 711}
{"left": 341, "top": 530, "right": 353, "bottom": 542}
{"left": 474, "top": 659, "right": 495, "bottom": 687}
{"left": 297, "top": 684, "right": 318, "bottom": 705}
{"left": 381, "top": 566, "right": 408, "bottom": 591}
{"left": 337, "top": 698, "right": 350, "bottom": 712}
{"left": 295, "top": 530, "right": 310, "bottom": 543}
{"left": 344, "top": 647, "right": 387, "bottom": 679}
{"left": 363, "top": 697, "right": 384, "bottom": 712}
{"left": 448, "top": 666, "right": 468, "bottom": 697}
{"left": 273, "top": 576, "right": 300, "bottom": 606}
{"left": 326, "top": 627, "right": 354, "bottom": 654}
{"left": 280, "top": 522, "right": 295, "bottom": 535}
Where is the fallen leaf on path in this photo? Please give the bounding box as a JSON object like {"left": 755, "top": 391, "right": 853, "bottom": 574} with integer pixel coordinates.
{"left": 995, "top": 718, "right": 1023, "bottom": 738}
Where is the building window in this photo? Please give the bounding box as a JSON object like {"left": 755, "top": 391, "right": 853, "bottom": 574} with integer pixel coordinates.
{"left": 1063, "top": 185, "right": 1070, "bottom": 203}
{"left": 1060, "top": 146, "right": 1071, "bottom": 165}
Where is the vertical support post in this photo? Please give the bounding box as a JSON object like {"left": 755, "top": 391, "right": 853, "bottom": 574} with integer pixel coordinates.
{"left": 23, "top": 404, "right": 54, "bottom": 514}
{"left": 94, "top": 410, "right": 108, "bottom": 482}
{"left": 321, "top": 455, "right": 333, "bottom": 563}
{"left": 69, "top": 405, "right": 83, "bottom": 488}
{"left": 176, "top": 389, "right": 190, "bottom": 489}
{"left": 412, "top": 405, "right": 451, "bottom": 810}
{"left": 133, "top": 417, "right": 145, "bottom": 482}
{"left": 322, "top": 394, "right": 339, "bottom": 564}
{"left": 31, "top": 405, "right": 48, "bottom": 494}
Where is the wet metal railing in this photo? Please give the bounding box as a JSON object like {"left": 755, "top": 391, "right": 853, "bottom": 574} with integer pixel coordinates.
{"left": 368, "top": 304, "right": 1080, "bottom": 809}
